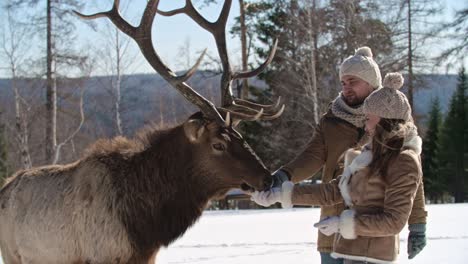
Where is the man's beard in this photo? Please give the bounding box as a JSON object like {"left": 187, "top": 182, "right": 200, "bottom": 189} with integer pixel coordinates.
{"left": 343, "top": 94, "right": 365, "bottom": 106}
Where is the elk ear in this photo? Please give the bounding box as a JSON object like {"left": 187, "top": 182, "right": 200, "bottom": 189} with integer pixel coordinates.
{"left": 184, "top": 119, "right": 206, "bottom": 143}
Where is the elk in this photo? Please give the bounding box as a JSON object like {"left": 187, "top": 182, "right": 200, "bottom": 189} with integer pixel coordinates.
{"left": 0, "top": 0, "right": 283, "bottom": 263}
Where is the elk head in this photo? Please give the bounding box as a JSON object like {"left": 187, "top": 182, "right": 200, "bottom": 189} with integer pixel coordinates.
{"left": 75, "top": 0, "right": 284, "bottom": 192}
{"left": 183, "top": 112, "right": 272, "bottom": 192}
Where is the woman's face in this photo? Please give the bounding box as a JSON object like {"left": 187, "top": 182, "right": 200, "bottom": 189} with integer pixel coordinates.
{"left": 365, "top": 114, "right": 381, "bottom": 136}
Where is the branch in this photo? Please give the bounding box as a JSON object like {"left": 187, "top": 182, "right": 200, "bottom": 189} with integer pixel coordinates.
{"left": 53, "top": 86, "right": 85, "bottom": 165}
{"left": 233, "top": 39, "right": 278, "bottom": 80}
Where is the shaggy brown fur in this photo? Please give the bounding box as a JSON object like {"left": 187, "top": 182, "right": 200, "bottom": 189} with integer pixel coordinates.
{"left": 0, "top": 113, "right": 272, "bottom": 263}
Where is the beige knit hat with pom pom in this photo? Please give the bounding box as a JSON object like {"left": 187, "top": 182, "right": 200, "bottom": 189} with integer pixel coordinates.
{"left": 339, "top": 47, "right": 382, "bottom": 89}
{"left": 363, "top": 72, "right": 412, "bottom": 121}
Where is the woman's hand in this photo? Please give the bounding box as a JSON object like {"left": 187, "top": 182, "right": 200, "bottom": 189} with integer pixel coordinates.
{"left": 250, "top": 181, "right": 294, "bottom": 208}
{"left": 314, "top": 216, "right": 340, "bottom": 236}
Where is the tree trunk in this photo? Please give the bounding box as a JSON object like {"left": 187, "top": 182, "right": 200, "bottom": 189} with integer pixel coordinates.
{"left": 239, "top": 0, "right": 249, "bottom": 99}
{"left": 407, "top": 0, "right": 414, "bottom": 109}
{"left": 114, "top": 28, "right": 124, "bottom": 135}
{"left": 5, "top": 8, "right": 33, "bottom": 169}
{"left": 307, "top": 0, "right": 319, "bottom": 125}
{"left": 159, "top": 98, "right": 165, "bottom": 128}
{"left": 455, "top": 156, "right": 464, "bottom": 202}
{"left": 12, "top": 70, "right": 32, "bottom": 169}
{"left": 455, "top": 70, "right": 466, "bottom": 202}
{"left": 45, "top": 0, "right": 56, "bottom": 164}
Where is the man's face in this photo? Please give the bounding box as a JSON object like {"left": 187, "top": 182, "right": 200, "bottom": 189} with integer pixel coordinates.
{"left": 340, "top": 75, "right": 374, "bottom": 106}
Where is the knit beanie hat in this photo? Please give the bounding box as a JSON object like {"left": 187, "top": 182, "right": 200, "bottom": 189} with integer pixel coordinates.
{"left": 363, "top": 72, "right": 412, "bottom": 121}
{"left": 339, "top": 47, "right": 382, "bottom": 89}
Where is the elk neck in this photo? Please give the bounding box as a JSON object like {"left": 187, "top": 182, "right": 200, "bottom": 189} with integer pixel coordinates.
{"left": 110, "top": 124, "right": 221, "bottom": 256}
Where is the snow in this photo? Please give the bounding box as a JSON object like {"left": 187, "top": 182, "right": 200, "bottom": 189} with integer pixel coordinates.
{"left": 1, "top": 204, "right": 466, "bottom": 263}
{"left": 157, "top": 204, "right": 468, "bottom": 264}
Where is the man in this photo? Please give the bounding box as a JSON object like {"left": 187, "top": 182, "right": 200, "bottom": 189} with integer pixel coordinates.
{"left": 262, "top": 47, "right": 427, "bottom": 263}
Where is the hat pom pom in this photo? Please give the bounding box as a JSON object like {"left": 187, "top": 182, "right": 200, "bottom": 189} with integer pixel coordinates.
{"left": 355, "top": 46, "right": 373, "bottom": 58}
{"left": 383, "top": 72, "right": 404, "bottom": 90}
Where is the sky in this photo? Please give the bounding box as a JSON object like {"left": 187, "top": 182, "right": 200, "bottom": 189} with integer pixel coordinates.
{"left": 1, "top": 0, "right": 466, "bottom": 78}
{"left": 75, "top": 0, "right": 247, "bottom": 76}
{"left": 73, "top": 0, "right": 467, "bottom": 77}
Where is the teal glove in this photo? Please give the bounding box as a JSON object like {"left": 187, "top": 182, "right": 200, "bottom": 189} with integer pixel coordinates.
{"left": 408, "top": 223, "right": 426, "bottom": 259}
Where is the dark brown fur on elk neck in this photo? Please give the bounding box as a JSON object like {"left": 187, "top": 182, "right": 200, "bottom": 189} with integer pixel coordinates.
{"left": 84, "top": 127, "right": 209, "bottom": 257}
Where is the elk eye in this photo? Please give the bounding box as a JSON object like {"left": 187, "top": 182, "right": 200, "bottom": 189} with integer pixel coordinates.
{"left": 212, "top": 143, "right": 226, "bottom": 151}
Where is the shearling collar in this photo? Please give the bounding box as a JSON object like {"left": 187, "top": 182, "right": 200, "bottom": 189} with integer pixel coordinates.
{"left": 403, "top": 132, "right": 422, "bottom": 155}
{"left": 338, "top": 124, "right": 422, "bottom": 207}
{"left": 338, "top": 149, "right": 372, "bottom": 207}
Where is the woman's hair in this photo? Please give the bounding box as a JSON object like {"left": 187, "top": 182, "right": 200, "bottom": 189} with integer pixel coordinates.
{"left": 367, "top": 118, "right": 407, "bottom": 182}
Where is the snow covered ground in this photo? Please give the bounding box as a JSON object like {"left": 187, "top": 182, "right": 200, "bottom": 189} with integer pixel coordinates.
{"left": 157, "top": 203, "right": 468, "bottom": 264}
{"left": 1, "top": 204, "right": 466, "bottom": 263}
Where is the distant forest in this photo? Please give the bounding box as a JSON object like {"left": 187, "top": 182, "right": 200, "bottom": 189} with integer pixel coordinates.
{"left": 0, "top": 0, "right": 466, "bottom": 204}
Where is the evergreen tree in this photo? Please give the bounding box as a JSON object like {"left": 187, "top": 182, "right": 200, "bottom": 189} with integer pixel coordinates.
{"left": 466, "top": 69, "right": 468, "bottom": 197}
{"left": 231, "top": 0, "right": 394, "bottom": 169}
{"left": 438, "top": 67, "right": 466, "bottom": 203}
{"left": 422, "top": 98, "right": 444, "bottom": 202}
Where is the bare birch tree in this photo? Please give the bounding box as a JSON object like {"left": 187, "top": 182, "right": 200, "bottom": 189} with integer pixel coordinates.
{"left": 51, "top": 52, "right": 94, "bottom": 164}
{"left": 91, "top": 0, "right": 140, "bottom": 136}
{"left": 239, "top": 0, "right": 250, "bottom": 99}
{"left": 290, "top": 0, "right": 320, "bottom": 125}
{"left": 177, "top": 37, "right": 194, "bottom": 71}
{"left": 436, "top": 7, "right": 468, "bottom": 68}
{"left": 96, "top": 26, "right": 132, "bottom": 136}
{"left": 52, "top": 83, "right": 86, "bottom": 164}
{"left": 0, "top": 110, "right": 8, "bottom": 185}
{"left": 0, "top": 4, "right": 33, "bottom": 169}
{"left": 378, "top": 0, "right": 442, "bottom": 109}
{"left": 7, "top": 0, "right": 88, "bottom": 164}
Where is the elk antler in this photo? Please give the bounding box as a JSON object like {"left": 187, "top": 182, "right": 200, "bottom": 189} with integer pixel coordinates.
{"left": 157, "top": 0, "right": 284, "bottom": 121}
{"left": 218, "top": 98, "right": 284, "bottom": 121}
{"left": 76, "top": 0, "right": 283, "bottom": 125}
{"left": 74, "top": 0, "right": 225, "bottom": 124}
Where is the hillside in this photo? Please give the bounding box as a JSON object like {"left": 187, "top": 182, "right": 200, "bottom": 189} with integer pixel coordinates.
{"left": 0, "top": 72, "right": 458, "bottom": 135}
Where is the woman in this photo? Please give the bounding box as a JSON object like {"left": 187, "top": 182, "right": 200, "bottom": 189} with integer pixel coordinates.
{"left": 252, "top": 72, "right": 423, "bottom": 264}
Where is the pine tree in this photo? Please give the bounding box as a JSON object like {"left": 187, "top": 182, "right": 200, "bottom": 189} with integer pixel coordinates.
{"left": 438, "top": 67, "right": 466, "bottom": 203}
{"left": 422, "top": 98, "right": 444, "bottom": 202}
{"left": 231, "top": 0, "right": 395, "bottom": 169}
{"left": 465, "top": 69, "right": 468, "bottom": 197}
